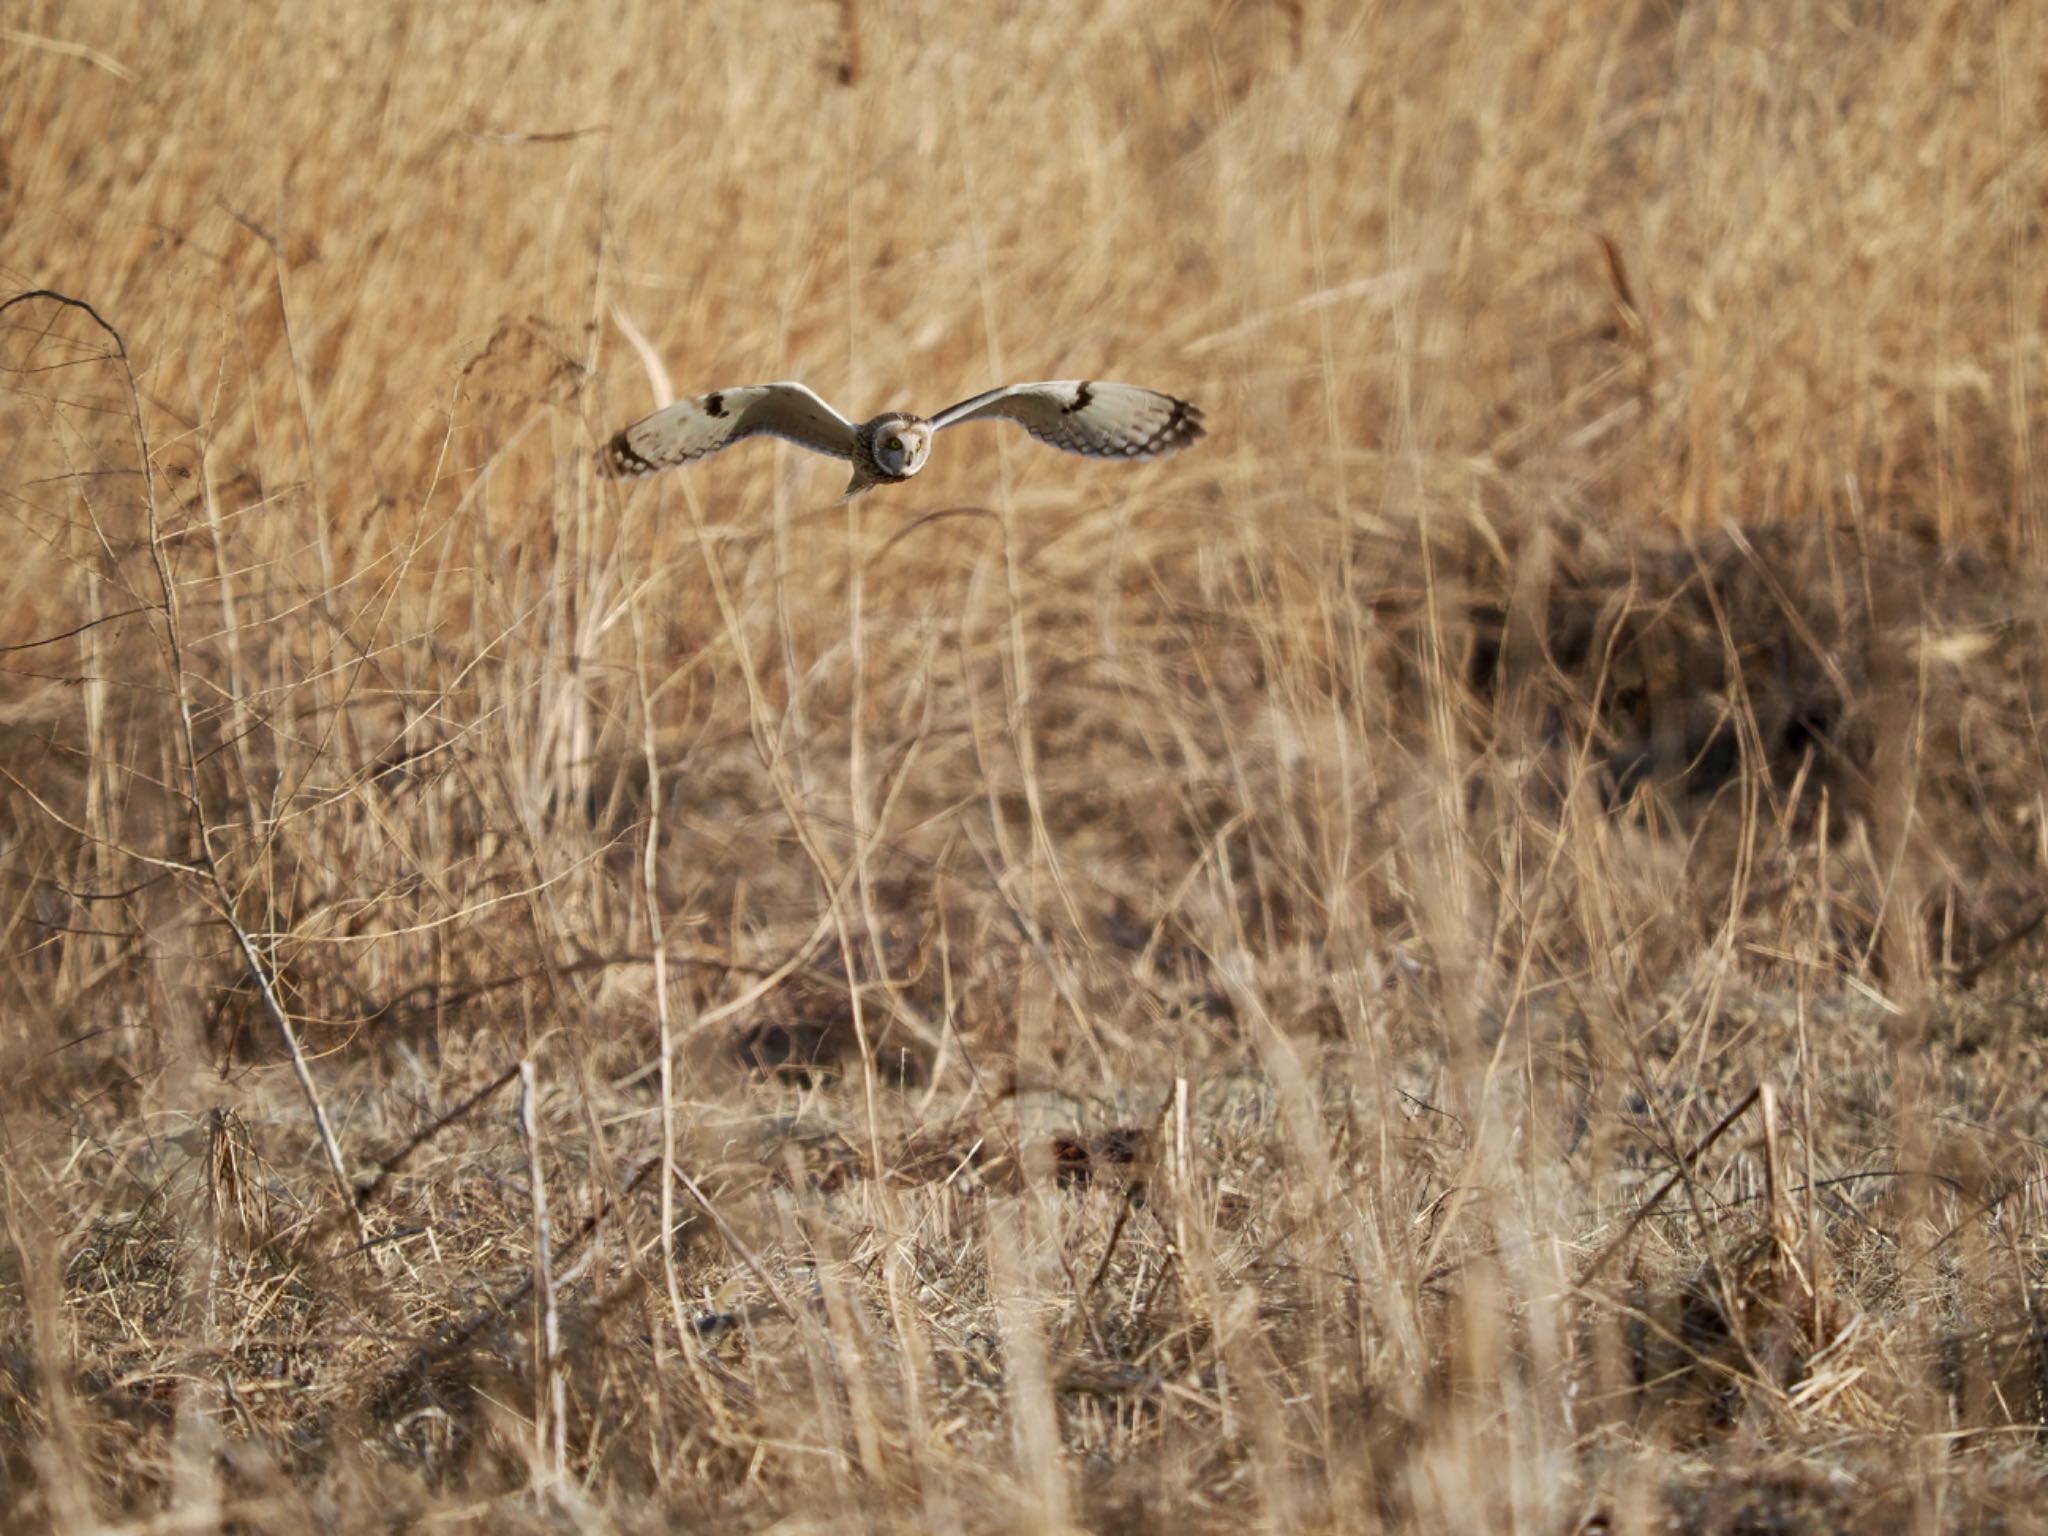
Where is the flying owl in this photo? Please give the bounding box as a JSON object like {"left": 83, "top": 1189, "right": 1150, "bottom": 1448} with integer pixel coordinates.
{"left": 600, "top": 380, "right": 1204, "bottom": 499}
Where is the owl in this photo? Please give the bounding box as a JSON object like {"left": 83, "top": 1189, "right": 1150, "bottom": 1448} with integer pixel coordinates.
{"left": 601, "top": 379, "right": 1204, "bottom": 499}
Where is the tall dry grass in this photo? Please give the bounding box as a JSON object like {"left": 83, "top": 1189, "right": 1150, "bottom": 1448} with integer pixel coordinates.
{"left": 3, "top": 1, "right": 2047, "bottom": 1531}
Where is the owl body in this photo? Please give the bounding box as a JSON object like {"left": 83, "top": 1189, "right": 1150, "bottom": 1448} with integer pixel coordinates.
{"left": 602, "top": 379, "right": 1202, "bottom": 499}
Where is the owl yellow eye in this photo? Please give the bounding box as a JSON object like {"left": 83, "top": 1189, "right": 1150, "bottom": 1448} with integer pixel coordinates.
{"left": 888, "top": 438, "right": 903, "bottom": 454}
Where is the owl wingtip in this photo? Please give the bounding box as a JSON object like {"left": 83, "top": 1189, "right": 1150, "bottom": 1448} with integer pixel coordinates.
{"left": 1145, "top": 395, "right": 1206, "bottom": 456}
{"left": 600, "top": 430, "right": 659, "bottom": 479}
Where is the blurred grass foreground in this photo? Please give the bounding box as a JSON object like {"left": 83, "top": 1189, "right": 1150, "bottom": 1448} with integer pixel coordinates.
{"left": 3, "top": 3, "right": 2048, "bottom": 1532}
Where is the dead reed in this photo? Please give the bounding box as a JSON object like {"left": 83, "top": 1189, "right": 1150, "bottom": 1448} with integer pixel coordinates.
{"left": 3, "top": 2, "right": 2046, "bottom": 1532}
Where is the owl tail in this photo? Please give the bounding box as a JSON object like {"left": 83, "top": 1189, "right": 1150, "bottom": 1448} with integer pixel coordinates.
{"left": 839, "top": 465, "right": 877, "bottom": 502}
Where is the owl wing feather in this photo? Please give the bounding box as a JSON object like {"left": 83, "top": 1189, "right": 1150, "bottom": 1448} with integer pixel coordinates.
{"left": 928, "top": 381, "right": 1204, "bottom": 460}
{"left": 602, "top": 382, "right": 859, "bottom": 478}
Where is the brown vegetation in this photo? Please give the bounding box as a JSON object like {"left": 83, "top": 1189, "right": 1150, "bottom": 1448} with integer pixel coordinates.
{"left": 3, "top": 2, "right": 2047, "bottom": 1531}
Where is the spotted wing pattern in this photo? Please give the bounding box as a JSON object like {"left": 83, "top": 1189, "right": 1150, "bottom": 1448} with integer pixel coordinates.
{"left": 601, "top": 382, "right": 859, "bottom": 477}
{"left": 928, "top": 381, "right": 1204, "bottom": 460}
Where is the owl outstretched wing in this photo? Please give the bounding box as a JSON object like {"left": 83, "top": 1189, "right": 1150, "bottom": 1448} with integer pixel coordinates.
{"left": 928, "top": 381, "right": 1204, "bottom": 460}
{"left": 601, "top": 382, "right": 859, "bottom": 477}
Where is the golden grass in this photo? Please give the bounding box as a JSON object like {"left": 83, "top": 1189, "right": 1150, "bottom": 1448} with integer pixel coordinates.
{"left": 3, "top": 1, "right": 2048, "bottom": 1530}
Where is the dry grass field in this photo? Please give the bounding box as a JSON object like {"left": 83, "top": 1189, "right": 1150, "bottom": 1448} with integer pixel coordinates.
{"left": 4, "top": 2, "right": 2048, "bottom": 1531}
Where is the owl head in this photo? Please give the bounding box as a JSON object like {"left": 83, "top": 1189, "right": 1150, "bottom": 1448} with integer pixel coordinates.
{"left": 871, "top": 416, "right": 933, "bottom": 478}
